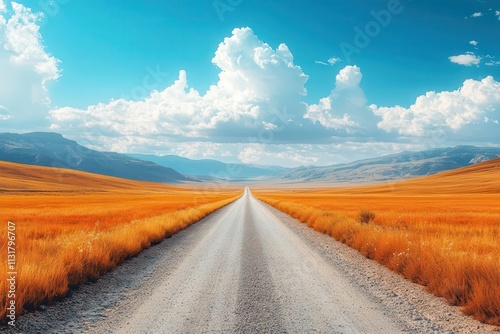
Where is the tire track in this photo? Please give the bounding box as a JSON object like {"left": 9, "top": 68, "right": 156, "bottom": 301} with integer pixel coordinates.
{"left": 235, "top": 198, "right": 285, "bottom": 333}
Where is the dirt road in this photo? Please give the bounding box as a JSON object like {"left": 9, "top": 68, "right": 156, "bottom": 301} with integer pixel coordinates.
{"left": 10, "top": 188, "right": 495, "bottom": 333}
{"left": 106, "top": 187, "right": 403, "bottom": 333}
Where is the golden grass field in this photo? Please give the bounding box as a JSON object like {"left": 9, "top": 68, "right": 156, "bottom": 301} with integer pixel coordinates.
{"left": 0, "top": 161, "right": 241, "bottom": 321}
{"left": 254, "top": 158, "right": 500, "bottom": 326}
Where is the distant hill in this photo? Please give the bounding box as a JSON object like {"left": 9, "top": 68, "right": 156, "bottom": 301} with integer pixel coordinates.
{"left": 0, "top": 132, "right": 188, "bottom": 183}
{"left": 3, "top": 132, "right": 499, "bottom": 185}
{"left": 0, "top": 160, "right": 183, "bottom": 192}
{"left": 332, "top": 157, "right": 500, "bottom": 195}
{"left": 275, "top": 146, "right": 500, "bottom": 184}
{"left": 128, "top": 154, "right": 288, "bottom": 180}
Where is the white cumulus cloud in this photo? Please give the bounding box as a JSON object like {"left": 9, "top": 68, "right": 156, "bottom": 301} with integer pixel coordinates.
{"left": 315, "top": 57, "right": 342, "bottom": 66}
{"left": 50, "top": 27, "right": 312, "bottom": 149}
{"left": 0, "top": 1, "right": 61, "bottom": 127}
{"left": 449, "top": 52, "right": 481, "bottom": 66}
{"left": 471, "top": 12, "right": 483, "bottom": 17}
{"left": 328, "top": 57, "right": 342, "bottom": 65}
{"left": 335, "top": 65, "right": 362, "bottom": 87}
{"left": 371, "top": 76, "right": 500, "bottom": 137}
{"left": 305, "top": 66, "right": 377, "bottom": 134}
{"left": 469, "top": 40, "right": 478, "bottom": 46}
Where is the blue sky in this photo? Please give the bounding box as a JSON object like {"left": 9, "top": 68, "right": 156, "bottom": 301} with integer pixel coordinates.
{"left": 0, "top": 0, "right": 499, "bottom": 166}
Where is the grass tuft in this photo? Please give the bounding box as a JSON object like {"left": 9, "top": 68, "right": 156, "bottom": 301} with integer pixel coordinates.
{"left": 358, "top": 210, "right": 376, "bottom": 224}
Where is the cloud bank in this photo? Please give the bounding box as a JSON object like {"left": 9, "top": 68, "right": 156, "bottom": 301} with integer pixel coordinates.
{"left": 50, "top": 27, "right": 312, "bottom": 145}
{"left": 48, "top": 26, "right": 500, "bottom": 165}
{"left": 371, "top": 76, "right": 500, "bottom": 139}
{"left": 449, "top": 53, "right": 481, "bottom": 66}
{"left": 305, "top": 65, "right": 374, "bottom": 133}
{"left": 1, "top": 1, "right": 499, "bottom": 166}
{"left": 0, "top": 1, "right": 60, "bottom": 126}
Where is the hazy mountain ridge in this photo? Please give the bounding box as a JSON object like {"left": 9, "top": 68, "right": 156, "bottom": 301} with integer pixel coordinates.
{"left": 0, "top": 132, "right": 188, "bottom": 183}
{"left": 276, "top": 145, "right": 500, "bottom": 183}
{"left": 2, "top": 132, "right": 500, "bottom": 185}
{"left": 128, "top": 154, "right": 289, "bottom": 180}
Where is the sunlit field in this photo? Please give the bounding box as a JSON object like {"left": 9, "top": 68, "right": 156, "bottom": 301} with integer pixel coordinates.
{"left": 254, "top": 158, "right": 500, "bottom": 326}
{"left": 0, "top": 162, "right": 241, "bottom": 321}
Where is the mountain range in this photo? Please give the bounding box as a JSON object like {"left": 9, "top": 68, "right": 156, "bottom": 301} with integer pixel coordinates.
{"left": 128, "top": 154, "right": 288, "bottom": 180}
{"left": 0, "top": 132, "right": 188, "bottom": 183}
{"left": 275, "top": 145, "right": 500, "bottom": 184}
{"left": 1, "top": 132, "right": 500, "bottom": 185}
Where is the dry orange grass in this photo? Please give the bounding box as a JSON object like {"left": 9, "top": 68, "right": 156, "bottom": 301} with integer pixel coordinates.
{"left": 0, "top": 161, "right": 241, "bottom": 321}
{"left": 0, "top": 160, "right": 188, "bottom": 192}
{"left": 254, "top": 158, "right": 500, "bottom": 326}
